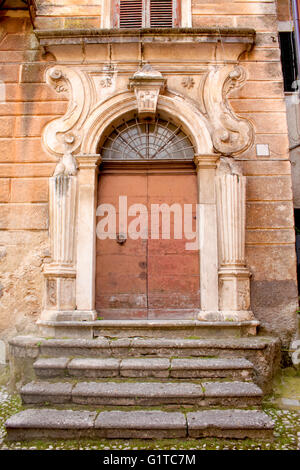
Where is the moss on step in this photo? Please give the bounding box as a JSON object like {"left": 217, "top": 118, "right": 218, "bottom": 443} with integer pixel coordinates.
{"left": 1, "top": 382, "right": 299, "bottom": 450}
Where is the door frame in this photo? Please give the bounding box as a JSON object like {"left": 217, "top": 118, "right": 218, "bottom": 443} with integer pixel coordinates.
{"left": 74, "top": 151, "right": 220, "bottom": 320}
{"left": 41, "top": 80, "right": 254, "bottom": 324}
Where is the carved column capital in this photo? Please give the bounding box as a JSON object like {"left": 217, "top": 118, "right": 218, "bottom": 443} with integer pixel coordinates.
{"left": 76, "top": 154, "right": 102, "bottom": 171}
{"left": 194, "top": 154, "right": 220, "bottom": 170}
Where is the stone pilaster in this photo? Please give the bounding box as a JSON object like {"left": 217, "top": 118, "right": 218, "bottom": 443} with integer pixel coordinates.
{"left": 194, "top": 155, "right": 220, "bottom": 317}
{"left": 41, "top": 175, "right": 77, "bottom": 321}
{"left": 216, "top": 173, "right": 254, "bottom": 321}
{"left": 75, "top": 155, "right": 101, "bottom": 320}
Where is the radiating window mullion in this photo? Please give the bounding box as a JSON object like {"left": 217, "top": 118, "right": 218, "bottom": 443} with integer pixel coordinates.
{"left": 101, "top": 118, "right": 195, "bottom": 161}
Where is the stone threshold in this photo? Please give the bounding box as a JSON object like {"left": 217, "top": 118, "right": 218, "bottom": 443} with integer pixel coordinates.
{"left": 37, "top": 319, "right": 260, "bottom": 339}
{"left": 9, "top": 334, "right": 276, "bottom": 353}
{"left": 37, "top": 319, "right": 260, "bottom": 327}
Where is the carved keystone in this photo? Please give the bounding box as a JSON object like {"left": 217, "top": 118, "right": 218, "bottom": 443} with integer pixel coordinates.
{"left": 129, "top": 64, "right": 166, "bottom": 118}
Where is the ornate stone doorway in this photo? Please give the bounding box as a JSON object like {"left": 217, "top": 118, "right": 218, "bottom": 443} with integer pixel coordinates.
{"left": 39, "top": 61, "right": 256, "bottom": 327}
{"left": 95, "top": 117, "right": 200, "bottom": 319}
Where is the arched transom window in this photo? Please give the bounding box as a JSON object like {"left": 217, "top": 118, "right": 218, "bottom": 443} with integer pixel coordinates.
{"left": 101, "top": 118, "right": 195, "bottom": 161}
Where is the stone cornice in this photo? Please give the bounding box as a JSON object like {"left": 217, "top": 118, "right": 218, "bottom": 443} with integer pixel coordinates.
{"left": 35, "top": 27, "right": 255, "bottom": 46}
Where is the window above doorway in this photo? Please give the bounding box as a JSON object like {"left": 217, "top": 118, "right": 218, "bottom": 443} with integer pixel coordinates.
{"left": 100, "top": 117, "right": 195, "bottom": 161}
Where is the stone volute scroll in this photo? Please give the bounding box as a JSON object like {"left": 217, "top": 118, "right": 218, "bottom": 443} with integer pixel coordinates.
{"left": 129, "top": 64, "right": 166, "bottom": 118}
{"left": 203, "top": 66, "right": 254, "bottom": 156}
{"left": 40, "top": 66, "right": 92, "bottom": 322}
{"left": 43, "top": 65, "right": 93, "bottom": 158}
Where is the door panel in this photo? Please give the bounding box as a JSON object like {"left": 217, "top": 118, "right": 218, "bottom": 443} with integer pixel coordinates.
{"left": 95, "top": 163, "right": 200, "bottom": 319}
{"left": 96, "top": 172, "right": 148, "bottom": 318}
{"left": 147, "top": 171, "right": 199, "bottom": 317}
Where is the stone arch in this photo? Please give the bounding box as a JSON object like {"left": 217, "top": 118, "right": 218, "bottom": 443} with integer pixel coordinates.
{"left": 76, "top": 90, "right": 219, "bottom": 319}
{"left": 80, "top": 91, "right": 215, "bottom": 157}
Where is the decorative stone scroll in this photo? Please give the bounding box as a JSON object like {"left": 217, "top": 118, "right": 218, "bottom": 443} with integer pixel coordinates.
{"left": 43, "top": 66, "right": 93, "bottom": 158}
{"left": 203, "top": 65, "right": 254, "bottom": 156}
{"left": 129, "top": 64, "right": 166, "bottom": 118}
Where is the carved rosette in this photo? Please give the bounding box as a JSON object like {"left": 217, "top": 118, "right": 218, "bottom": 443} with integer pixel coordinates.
{"left": 216, "top": 174, "right": 253, "bottom": 319}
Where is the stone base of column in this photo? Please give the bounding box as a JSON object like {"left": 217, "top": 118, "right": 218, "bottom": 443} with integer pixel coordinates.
{"left": 197, "top": 310, "right": 256, "bottom": 322}
{"left": 218, "top": 265, "right": 251, "bottom": 312}
{"left": 43, "top": 264, "right": 76, "bottom": 314}
{"left": 39, "top": 310, "right": 97, "bottom": 322}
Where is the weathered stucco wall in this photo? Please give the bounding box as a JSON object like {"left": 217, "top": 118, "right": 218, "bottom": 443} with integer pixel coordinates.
{"left": 0, "top": 1, "right": 298, "bottom": 346}
{"left": 0, "top": 8, "right": 67, "bottom": 343}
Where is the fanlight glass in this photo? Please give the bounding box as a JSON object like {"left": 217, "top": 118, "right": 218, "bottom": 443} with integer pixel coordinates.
{"left": 101, "top": 118, "right": 195, "bottom": 161}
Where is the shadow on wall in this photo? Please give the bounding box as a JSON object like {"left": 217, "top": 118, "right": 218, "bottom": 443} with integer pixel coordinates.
{"left": 294, "top": 209, "right": 300, "bottom": 295}
{"left": 0, "top": 340, "right": 5, "bottom": 365}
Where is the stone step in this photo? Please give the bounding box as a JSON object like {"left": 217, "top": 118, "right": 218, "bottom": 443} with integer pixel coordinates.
{"left": 9, "top": 335, "right": 280, "bottom": 393}
{"left": 11, "top": 335, "right": 277, "bottom": 359}
{"left": 37, "top": 319, "right": 259, "bottom": 339}
{"left": 20, "top": 380, "right": 263, "bottom": 407}
{"left": 33, "top": 357, "right": 254, "bottom": 380}
{"left": 5, "top": 408, "right": 274, "bottom": 441}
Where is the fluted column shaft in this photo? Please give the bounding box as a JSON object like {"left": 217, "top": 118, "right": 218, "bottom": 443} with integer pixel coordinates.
{"left": 42, "top": 175, "right": 77, "bottom": 318}
{"left": 49, "top": 175, "right": 77, "bottom": 266}
{"left": 216, "top": 174, "right": 246, "bottom": 266}
{"left": 216, "top": 174, "right": 252, "bottom": 314}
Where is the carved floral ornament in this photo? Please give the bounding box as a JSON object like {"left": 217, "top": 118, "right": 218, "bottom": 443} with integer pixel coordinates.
{"left": 181, "top": 76, "right": 195, "bottom": 89}
{"left": 42, "top": 63, "right": 254, "bottom": 175}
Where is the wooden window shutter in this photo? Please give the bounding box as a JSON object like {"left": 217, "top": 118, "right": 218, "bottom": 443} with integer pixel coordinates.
{"left": 115, "top": 0, "right": 179, "bottom": 28}
{"left": 150, "top": 0, "right": 173, "bottom": 28}
{"left": 118, "top": 0, "right": 143, "bottom": 28}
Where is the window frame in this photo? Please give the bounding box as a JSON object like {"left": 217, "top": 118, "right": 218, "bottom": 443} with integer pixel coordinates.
{"left": 112, "top": 0, "right": 181, "bottom": 29}
{"left": 279, "top": 31, "right": 298, "bottom": 92}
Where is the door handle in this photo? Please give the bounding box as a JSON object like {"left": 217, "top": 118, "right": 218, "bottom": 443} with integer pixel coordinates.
{"left": 116, "top": 233, "right": 127, "bottom": 245}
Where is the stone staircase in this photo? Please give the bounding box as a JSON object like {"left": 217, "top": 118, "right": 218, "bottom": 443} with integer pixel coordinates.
{"left": 4, "top": 321, "right": 280, "bottom": 441}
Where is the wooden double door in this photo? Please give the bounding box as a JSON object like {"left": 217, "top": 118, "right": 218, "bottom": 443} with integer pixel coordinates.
{"left": 95, "top": 161, "right": 200, "bottom": 319}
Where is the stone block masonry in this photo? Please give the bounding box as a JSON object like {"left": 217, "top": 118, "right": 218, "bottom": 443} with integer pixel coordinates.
{"left": 0, "top": 0, "right": 297, "bottom": 348}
